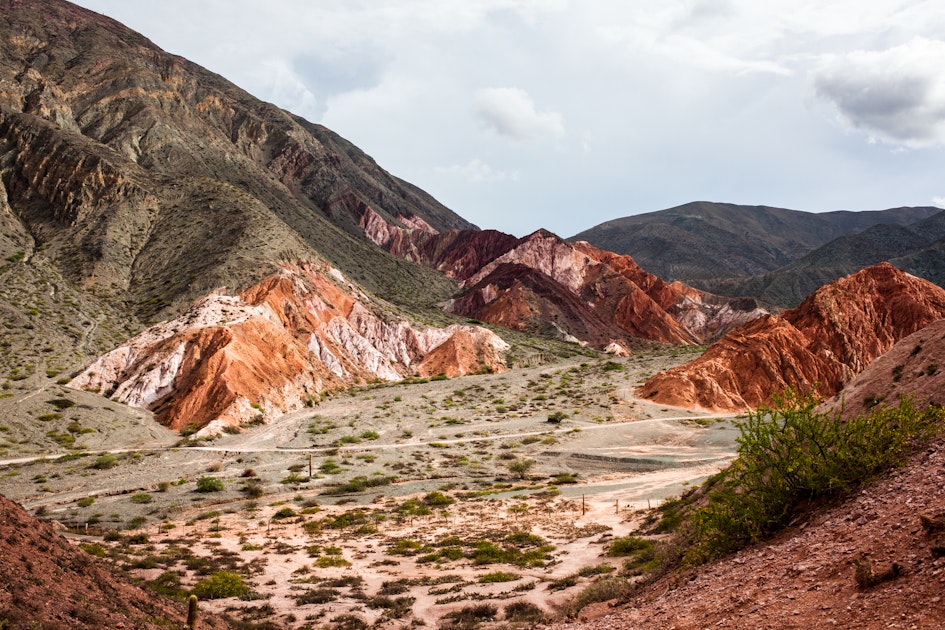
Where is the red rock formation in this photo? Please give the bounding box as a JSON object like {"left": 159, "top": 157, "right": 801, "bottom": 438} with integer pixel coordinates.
{"left": 367, "top": 221, "right": 767, "bottom": 349}
{"left": 70, "top": 261, "right": 508, "bottom": 432}
{"left": 640, "top": 263, "right": 945, "bottom": 411}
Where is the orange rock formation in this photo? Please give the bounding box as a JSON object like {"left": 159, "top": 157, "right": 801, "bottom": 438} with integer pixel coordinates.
{"left": 640, "top": 263, "right": 945, "bottom": 411}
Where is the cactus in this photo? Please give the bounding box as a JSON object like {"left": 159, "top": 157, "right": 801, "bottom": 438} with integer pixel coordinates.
{"left": 185, "top": 594, "right": 198, "bottom": 630}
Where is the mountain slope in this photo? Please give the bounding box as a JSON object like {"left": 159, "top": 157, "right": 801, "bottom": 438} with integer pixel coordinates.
{"left": 0, "top": 0, "right": 473, "bottom": 382}
{"left": 639, "top": 264, "right": 945, "bottom": 411}
{"left": 695, "top": 210, "right": 945, "bottom": 306}
{"left": 0, "top": 493, "right": 230, "bottom": 629}
{"left": 570, "top": 201, "right": 940, "bottom": 283}
{"left": 69, "top": 261, "right": 508, "bottom": 433}
{"left": 823, "top": 318, "right": 945, "bottom": 419}
{"left": 552, "top": 432, "right": 945, "bottom": 629}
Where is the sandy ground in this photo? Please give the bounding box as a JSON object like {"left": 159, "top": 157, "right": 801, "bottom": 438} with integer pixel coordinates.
{"left": 0, "top": 352, "right": 741, "bottom": 628}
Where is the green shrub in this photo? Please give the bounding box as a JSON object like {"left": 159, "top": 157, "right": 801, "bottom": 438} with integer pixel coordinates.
{"left": 91, "top": 454, "right": 118, "bottom": 470}
{"left": 686, "top": 392, "right": 945, "bottom": 564}
{"left": 195, "top": 476, "right": 224, "bottom": 493}
{"left": 77, "top": 496, "right": 95, "bottom": 508}
{"left": 190, "top": 570, "right": 249, "bottom": 599}
{"left": 130, "top": 493, "right": 153, "bottom": 504}
{"left": 272, "top": 507, "right": 296, "bottom": 519}
{"left": 478, "top": 571, "right": 519, "bottom": 583}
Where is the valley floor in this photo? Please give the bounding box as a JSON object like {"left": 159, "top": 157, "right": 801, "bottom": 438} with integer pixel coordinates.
{"left": 0, "top": 351, "right": 740, "bottom": 628}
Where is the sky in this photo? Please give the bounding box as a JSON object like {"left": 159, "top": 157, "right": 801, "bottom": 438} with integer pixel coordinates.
{"left": 73, "top": 0, "right": 945, "bottom": 237}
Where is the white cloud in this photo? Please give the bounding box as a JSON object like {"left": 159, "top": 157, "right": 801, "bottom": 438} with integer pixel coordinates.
{"left": 933, "top": 197, "right": 945, "bottom": 208}
{"left": 813, "top": 38, "right": 945, "bottom": 148}
{"left": 435, "top": 159, "right": 520, "bottom": 183}
{"left": 473, "top": 87, "right": 565, "bottom": 142}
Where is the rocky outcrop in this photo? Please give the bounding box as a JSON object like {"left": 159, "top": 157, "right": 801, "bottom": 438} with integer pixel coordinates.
{"left": 70, "top": 261, "right": 507, "bottom": 433}
{"left": 640, "top": 263, "right": 945, "bottom": 411}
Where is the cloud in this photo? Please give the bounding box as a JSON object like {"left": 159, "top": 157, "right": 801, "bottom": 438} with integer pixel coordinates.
{"left": 813, "top": 38, "right": 945, "bottom": 147}
{"left": 435, "top": 158, "right": 520, "bottom": 183}
{"left": 933, "top": 197, "right": 945, "bottom": 208}
{"left": 473, "top": 87, "right": 565, "bottom": 142}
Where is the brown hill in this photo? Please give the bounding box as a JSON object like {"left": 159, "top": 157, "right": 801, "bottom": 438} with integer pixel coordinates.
{"left": 823, "top": 318, "right": 945, "bottom": 419}
{"left": 546, "top": 433, "right": 945, "bottom": 629}
{"left": 0, "top": 0, "right": 471, "bottom": 383}
{"left": 68, "top": 260, "right": 507, "bottom": 432}
{"left": 0, "top": 493, "right": 229, "bottom": 629}
{"left": 639, "top": 263, "right": 945, "bottom": 411}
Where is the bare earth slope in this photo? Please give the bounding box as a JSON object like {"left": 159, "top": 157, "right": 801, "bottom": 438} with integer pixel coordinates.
{"left": 639, "top": 263, "right": 945, "bottom": 411}
{"left": 0, "top": 493, "right": 230, "bottom": 629}
{"left": 547, "top": 434, "right": 945, "bottom": 630}
{"left": 823, "top": 318, "right": 945, "bottom": 418}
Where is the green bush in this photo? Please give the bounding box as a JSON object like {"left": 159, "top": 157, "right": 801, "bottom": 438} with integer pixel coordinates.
{"left": 687, "top": 392, "right": 944, "bottom": 564}
{"left": 91, "top": 454, "right": 118, "bottom": 470}
{"left": 190, "top": 570, "right": 249, "bottom": 599}
{"left": 130, "top": 493, "right": 153, "bottom": 504}
{"left": 195, "top": 476, "right": 224, "bottom": 493}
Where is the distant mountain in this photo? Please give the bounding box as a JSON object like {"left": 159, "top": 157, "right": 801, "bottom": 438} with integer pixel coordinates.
{"left": 639, "top": 263, "right": 945, "bottom": 411}
{"left": 366, "top": 221, "right": 769, "bottom": 351}
{"left": 570, "top": 201, "right": 940, "bottom": 284}
{"left": 694, "top": 210, "right": 945, "bottom": 306}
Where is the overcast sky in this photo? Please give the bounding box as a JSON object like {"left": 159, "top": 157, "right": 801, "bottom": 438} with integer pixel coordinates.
{"left": 74, "top": 0, "right": 945, "bottom": 237}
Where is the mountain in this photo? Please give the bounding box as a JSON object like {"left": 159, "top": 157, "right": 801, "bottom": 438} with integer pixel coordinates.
{"left": 0, "top": 0, "right": 474, "bottom": 382}
{"left": 0, "top": 493, "right": 230, "bottom": 629}
{"left": 639, "top": 263, "right": 945, "bottom": 411}
{"left": 366, "top": 220, "right": 768, "bottom": 350}
{"left": 570, "top": 201, "right": 940, "bottom": 284}
{"left": 695, "top": 210, "right": 945, "bottom": 306}
{"left": 822, "top": 318, "right": 945, "bottom": 419}
{"left": 69, "top": 261, "right": 508, "bottom": 433}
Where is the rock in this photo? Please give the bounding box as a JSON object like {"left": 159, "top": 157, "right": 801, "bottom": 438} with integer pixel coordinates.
{"left": 640, "top": 264, "right": 945, "bottom": 411}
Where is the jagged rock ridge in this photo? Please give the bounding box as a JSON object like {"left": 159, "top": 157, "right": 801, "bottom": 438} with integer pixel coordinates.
{"left": 639, "top": 263, "right": 945, "bottom": 411}
{"left": 70, "top": 261, "right": 507, "bottom": 433}
{"left": 365, "top": 217, "right": 766, "bottom": 350}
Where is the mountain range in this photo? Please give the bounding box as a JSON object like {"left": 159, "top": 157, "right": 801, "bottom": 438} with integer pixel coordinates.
{"left": 572, "top": 201, "right": 944, "bottom": 306}
{"left": 4, "top": 2, "right": 945, "bottom": 629}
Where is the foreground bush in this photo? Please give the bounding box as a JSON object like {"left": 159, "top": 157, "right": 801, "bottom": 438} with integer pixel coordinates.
{"left": 190, "top": 570, "right": 249, "bottom": 599}
{"left": 687, "top": 392, "right": 944, "bottom": 563}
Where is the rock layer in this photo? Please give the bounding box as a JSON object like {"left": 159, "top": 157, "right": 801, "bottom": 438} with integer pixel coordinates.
{"left": 640, "top": 263, "right": 945, "bottom": 411}
{"left": 369, "top": 223, "right": 766, "bottom": 350}
{"left": 70, "top": 261, "right": 507, "bottom": 433}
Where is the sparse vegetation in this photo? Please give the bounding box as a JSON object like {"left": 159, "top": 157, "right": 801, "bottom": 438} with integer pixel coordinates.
{"left": 684, "top": 392, "right": 945, "bottom": 564}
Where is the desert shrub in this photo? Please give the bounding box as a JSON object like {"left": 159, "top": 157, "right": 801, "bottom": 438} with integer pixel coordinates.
{"left": 687, "top": 392, "right": 945, "bottom": 564}
{"left": 568, "top": 577, "right": 632, "bottom": 615}
{"left": 91, "top": 454, "right": 118, "bottom": 469}
{"left": 77, "top": 496, "right": 95, "bottom": 508}
{"left": 295, "top": 588, "right": 338, "bottom": 605}
{"left": 423, "top": 491, "right": 455, "bottom": 507}
{"left": 607, "top": 535, "right": 653, "bottom": 557}
{"left": 478, "top": 571, "right": 519, "bottom": 583}
{"left": 443, "top": 604, "right": 497, "bottom": 627}
{"left": 507, "top": 459, "right": 535, "bottom": 479}
{"left": 130, "top": 493, "right": 153, "bottom": 504}
{"left": 191, "top": 570, "right": 249, "bottom": 599}
{"left": 504, "top": 600, "right": 545, "bottom": 623}
{"left": 547, "top": 411, "right": 569, "bottom": 423}
{"left": 272, "top": 507, "right": 296, "bottom": 519}
{"left": 195, "top": 476, "right": 224, "bottom": 493}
